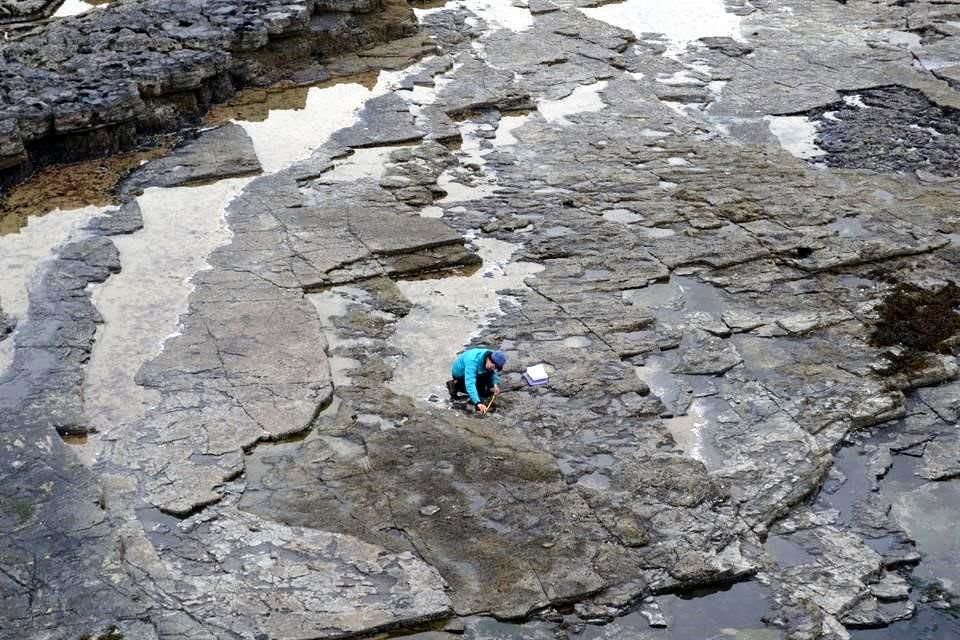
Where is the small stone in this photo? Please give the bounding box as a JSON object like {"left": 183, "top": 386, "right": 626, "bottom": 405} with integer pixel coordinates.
{"left": 420, "top": 505, "right": 441, "bottom": 516}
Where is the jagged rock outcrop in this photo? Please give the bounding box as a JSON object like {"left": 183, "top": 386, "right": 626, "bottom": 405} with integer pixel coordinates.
{"left": 0, "top": 0, "right": 60, "bottom": 25}
{"left": 0, "top": 0, "right": 418, "bottom": 190}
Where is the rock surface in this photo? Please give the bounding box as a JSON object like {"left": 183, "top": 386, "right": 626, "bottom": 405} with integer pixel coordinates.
{"left": 119, "top": 122, "right": 262, "bottom": 197}
{"left": 4, "top": 0, "right": 960, "bottom": 638}
{"left": 0, "top": 298, "right": 11, "bottom": 339}
{"left": 0, "top": 0, "right": 418, "bottom": 189}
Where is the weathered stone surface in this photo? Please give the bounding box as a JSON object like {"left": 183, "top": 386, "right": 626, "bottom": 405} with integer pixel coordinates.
{"left": 7, "top": 0, "right": 960, "bottom": 637}
{"left": 120, "top": 123, "right": 261, "bottom": 197}
{"left": 333, "top": 92, "right": 424, "bottom": 148}
{"left": 83, "top": 199, "right": 144, "bottom": 236}
{"left": 0, "top": 0, "right": 418, "bottom": 190}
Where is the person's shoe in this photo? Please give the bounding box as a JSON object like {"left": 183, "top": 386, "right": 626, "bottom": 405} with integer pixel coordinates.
{"left": 446, "top": 379, "right": 458, "bottom": 398}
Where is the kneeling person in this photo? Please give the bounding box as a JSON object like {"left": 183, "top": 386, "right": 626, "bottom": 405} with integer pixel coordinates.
{"left": 447, "top": 348, "right": 507, "bottom": 413}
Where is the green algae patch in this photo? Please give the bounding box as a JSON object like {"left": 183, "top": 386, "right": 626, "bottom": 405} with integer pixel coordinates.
{"left": 1, "top": 495, "right": 35, "bottom": 525}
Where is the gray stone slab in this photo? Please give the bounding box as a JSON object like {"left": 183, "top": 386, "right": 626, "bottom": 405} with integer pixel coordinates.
{"left": 120, "top": 123, "right": 261, "bottom": 197}
{"left": 333, "top": 92, "right": 424, "bottom": 148}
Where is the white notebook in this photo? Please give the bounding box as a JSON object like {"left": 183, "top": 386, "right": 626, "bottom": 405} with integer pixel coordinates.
{"left": 525, "top": 364, "right": 548, "bottom": 382}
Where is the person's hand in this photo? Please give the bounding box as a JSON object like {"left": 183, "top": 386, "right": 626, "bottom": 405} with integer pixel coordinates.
{"left": 493, "top": 385, "right": 501, "bottom": 396}
{"left": 476, "top": 403, "right": 488, "bottom": 414}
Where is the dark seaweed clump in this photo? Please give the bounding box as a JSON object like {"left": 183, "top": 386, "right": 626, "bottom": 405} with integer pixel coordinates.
{"left": 870, "top": 282, "right": 960, "bottom": 373}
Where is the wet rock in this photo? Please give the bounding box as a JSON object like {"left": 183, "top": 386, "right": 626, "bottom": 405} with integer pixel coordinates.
{"left": 916, "top": 433, "right": 960, "bottom": 481}
{"left": 138, "top": 506, "right": 452, "bottom": 639}
{"left": 83, "top": 199, "right": 145, "bottom": 236}
{"left": 436, "top": 54, "right": 536, "bottom": 117}
{"left": 529, "top": 0, "right": 560, "bottom": 15}
{"left": 699, "top": 36, "right": 754, "bottom": 57}
{"left": 0, "top": 0, "right": 61, "bottom": 24}
{"left": 639, "top": 598, "right": 667, "bottom": 628}
{"left": 776, "top": 309, "right": 854, "bottom": 335}
{"left": 120, "top": 123, "right": 261, "bottom": 197}
{"left": 0, "top": 236, "right": 120, "bottom": 436}
{"left": 241, "top": 406, "right": 609, "bottom": 617}
{"left": 0, "top": 298, "right": 12, "bottom": 340}
{"left": 869, "top": 573, "right": 910, "bottom": 601}
{"left": 381, "top": 141, "right": 458, "bottom": 205}
{"left": 0, "top": 235, "right": 149, "bottom": 638}
{"left": 840, "top": 596, "right": 915, "bottom": 628}
{"left": 0, "top": 0, "right": 418, "bottom": 189}
{"left": 333, "top": 92, "right": 424, "bottom": 148}
{"left": 673, "top": 330, "right": 742, "bottom": 375}
{"left": 10, "top": 0, "right": 960, "bottom": 637}
{"left": 763, "top": 521, "right": 887, "bottom": 634}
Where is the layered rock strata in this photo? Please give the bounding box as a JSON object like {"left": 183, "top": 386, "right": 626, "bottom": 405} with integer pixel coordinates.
{"left": 0, "top": 0, "right": 418, "bottom": 190}
{"left": 3, "top": 0, "right": 960, "bottom": 639}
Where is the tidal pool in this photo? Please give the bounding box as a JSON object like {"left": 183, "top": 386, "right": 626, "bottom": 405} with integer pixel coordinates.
{"left": 83, "top": 178, "right": 248, "bottom": 445}
{"left": 581, "top": 0, "right": 743, "bottom": 57}
{"left": 764, "top": 115, "right": 826, "bottom": 160}
{"left": 537, "top": 81, "right": 608, "bottom": 125}
{"left": 389, "top": 237, "right": 543, "bottom": 402}
{"left": 816, "top": 426, "right": 960, "bottom": 640}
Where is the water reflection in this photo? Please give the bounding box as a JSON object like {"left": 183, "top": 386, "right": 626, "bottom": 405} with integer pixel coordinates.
{"left": 581, "top": 0, "right": 743, "bottom": 57}
{"left": 0, "top": 146, "right": 168, "bottom": 236}
{"left": 389, "top": 237, "right": 543, "bottom": 402}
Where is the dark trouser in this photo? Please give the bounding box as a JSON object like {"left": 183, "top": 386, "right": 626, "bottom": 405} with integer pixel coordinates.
{"left": 453, "top": 371, "right": 494, "bottom": 403}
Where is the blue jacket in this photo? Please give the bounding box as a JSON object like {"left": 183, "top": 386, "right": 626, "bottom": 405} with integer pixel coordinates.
{"left": 451, "top": 348, "right": 501, "bottom": 404}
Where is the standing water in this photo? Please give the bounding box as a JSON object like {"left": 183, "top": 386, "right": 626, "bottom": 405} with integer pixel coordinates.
{"left": 581, "top": 0, "right": 744, "bottom": 57}
{"left": 389, "top": 237, "right": 543, "bottom": 401}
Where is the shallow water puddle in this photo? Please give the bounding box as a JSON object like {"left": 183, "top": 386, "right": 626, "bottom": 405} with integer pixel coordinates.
{"left": 492, "top": 113, "right": 530, "bottom": 146}
{"left": 887, "top": 472, "right": 960, "bottom": 594}
{"left": 236, "top": 83, "right": 375, "bottom": 173}
{"left": 307, "top": 286, "right": 376, "bottom": 388}
{"left": 628, "top": 277, "right": 734, "bottom": 468}
{"left": 388, "top": 237, "right": 543, "bottom": 402}
{"left": 441, "top": 0, "right": 534, "bottom": 32}
{"left": 53, "top": 0, "right": 111, "bottom": 18}
{"left": 0, "top": 146, "right": 169, "bottom": 235}
{"left": 581, "top": 0, "right": 743, "bottom": 57}
{"left": 574, "top": 580, "right": 780, "bottom": 639}
{"left": 315, "top": 146, "right": 414, "bottom": 186}
{"left": 537, "top": 80, "right": 608, "bottom": 125}
{"left": 816, "top": 429, "right": 960, "bottom": 639}
{"left": 83, "top": 178, "right": 248, "bottom": 441}
{"left": 764, "top": 115, "right": 826, "bottom": 159}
